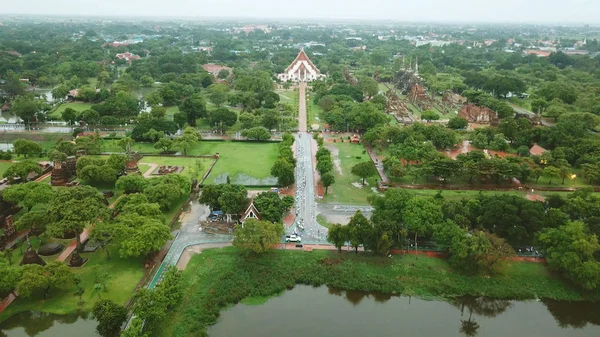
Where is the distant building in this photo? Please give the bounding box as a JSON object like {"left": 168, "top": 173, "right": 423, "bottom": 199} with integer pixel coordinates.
{"left": 202, "top": 64, "right": 233, "bottom": 78}
{"left": 525, "top": 50, "right": 551, "bottom": 57}
{"left": 529, "top": 143, "right": 547, "bottom": 156}
{"left": 277, "top": 49, "right": 325, "bottom": 83}
{"left": 115, "top": 52, "right": 140, "bottom": 61}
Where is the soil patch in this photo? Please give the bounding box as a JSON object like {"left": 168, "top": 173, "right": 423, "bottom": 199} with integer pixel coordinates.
{"left": 326, "top": 144, "right": 343, "bottom": 175}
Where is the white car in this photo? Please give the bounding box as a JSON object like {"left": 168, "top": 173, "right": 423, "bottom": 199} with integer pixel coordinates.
{"left": 285, "top": 235, "right": 302, "bottom": 242}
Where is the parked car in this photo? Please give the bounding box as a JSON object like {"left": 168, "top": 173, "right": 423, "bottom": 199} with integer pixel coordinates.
{"left": 285, "top": 235, "right": 302, "bottom": 242}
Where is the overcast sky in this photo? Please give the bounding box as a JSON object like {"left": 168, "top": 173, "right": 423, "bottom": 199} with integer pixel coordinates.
{"left": 2, "top": 0, "right": 599, "bottom": 24}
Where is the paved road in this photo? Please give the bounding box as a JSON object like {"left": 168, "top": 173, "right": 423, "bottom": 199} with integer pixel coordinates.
{"left": 287, "top": 82, "right": 329, "bottom": 242}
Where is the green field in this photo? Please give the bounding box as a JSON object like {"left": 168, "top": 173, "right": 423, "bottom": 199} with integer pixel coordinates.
{"left": 0, "top": 161, "right": 14, "bottom": 176}
{"left": 163, "top": 247, "right": 592, "bottom": 336}
{"left": 322, "top": 142, "right": 379, "bottom": 205}
{"left": 190, "top": 142, "right": 279, "bottom": 185}
{"left": 275, "top": 88, "right": 298, "bottom": 104}
{"left": 48, "top": 102, "right": 94, "bottom": 120}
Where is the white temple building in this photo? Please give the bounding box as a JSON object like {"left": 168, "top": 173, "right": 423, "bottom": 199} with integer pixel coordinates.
{"left": 277, "top": 49, "right": 325, "bottom": 82}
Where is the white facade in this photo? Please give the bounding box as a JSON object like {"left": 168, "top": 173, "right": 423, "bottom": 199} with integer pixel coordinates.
{"left": 277, "top": 49, "right": 325, "bottom": 83}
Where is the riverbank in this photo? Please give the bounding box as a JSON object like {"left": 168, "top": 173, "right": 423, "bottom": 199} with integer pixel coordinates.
{"left": 163, "top": 247, "right": 598, "bottom": 337}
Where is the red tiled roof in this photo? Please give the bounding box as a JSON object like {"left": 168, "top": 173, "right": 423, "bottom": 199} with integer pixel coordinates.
{"left": 529, "top": 144, "right": 547, "bottom": 156}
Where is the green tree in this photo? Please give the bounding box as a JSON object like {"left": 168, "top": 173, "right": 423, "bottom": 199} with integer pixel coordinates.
{"left": 351, "top": 161, "right": 377, "bottom": 185}
{"left": 118, "top": 137, "right": 134, "bottom": 151}
{"left": 154, "top": 137, "right": 174, "bottom": 153}
{"left": 2, "top": 181, "right": 54, "bottom": 211}
{"left": 357, "top": 76, "right": 379, "bottom": 99}
{"left": 217, "top": 69, "right": 230, "bottom": 79}
{"left": 321, "top": 172, "right": 335, "bottom": 195}
{"left": 447, "top": 116, "right": 468, "bottom": 129}
{"left": 116, "top": 174, "right": 148, "bottom": 194}
{"left": 271, "top": 159, "right": 295, "bottom": 187}
{"left": 403, "top": 197, "right": 443, "bottom": 255}
{"left": 13, "top": 139, "right": 42, "bottom": 158}
{"left": 144, "top": 129, "right": 165, "bottom": 142}
{"left": 121, "top": 317, "right": 148, "bottom": 337}
{"left": 233, "top": 219, "right": 284, "bottom": 254}
{"left": 119, "top": 220, "right": 171, "bottom": 257}
{"left": 17, "top": 261, "right": 74, "bottom": 299}
{"left": 11, "top": 96, "right": 41, "bottom": 125}
{"left": 421, "top": 110, "right": 440, "bottom": 122}
{"left": 47, "top": 186, "right": 110, "bottom": 251}
{"left": 346, "top": 211, "right": 372, "bottom": 254}
{"left": 544, "top": 166, "right": 560, "bottom": 185}
{"left": 253, "top": 192, "right": 293, "bottom": 223}
{"left": 62, "top": 107, "right": 79, "bottom": 124}
{"left": 241, "top": 126, "right": 271, "bottom": 141}
{"left": 150, "top": 106, "right": 166, "bottom": 119}
{"left": 91, "top": 299, "right": 128, "bottom": 337}
{"left": 327, "top": 224, "right": 347, "bottom": 252}
{"left": 179, "top": 94, "right": 207, "bottom": 126}
{"left": 3, "top": 160, "right": 42, "bottom": 182}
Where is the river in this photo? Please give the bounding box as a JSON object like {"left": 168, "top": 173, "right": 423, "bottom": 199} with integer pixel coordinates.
{"left": 208, "top": 285, "right": 600, "bottom": 337}
{"left": 0, "top": 311, "right": 99, "bottom": 337}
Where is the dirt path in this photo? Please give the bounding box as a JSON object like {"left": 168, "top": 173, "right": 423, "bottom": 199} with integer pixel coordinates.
{"left": 139, "top": 162, "right": 158, "bottom": 177}
{"left": 325, "top": 144, "right": 342, "bottom": 175}
{"left": 34, "top": 172, "right": 51, "bottom": 182}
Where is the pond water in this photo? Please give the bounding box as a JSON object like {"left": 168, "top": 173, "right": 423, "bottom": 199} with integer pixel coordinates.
{"left": 0, "top": 311, "right": 99, "bottom": 337}
{"left": 208, "top": 285, "right": 600, "bottom": 337}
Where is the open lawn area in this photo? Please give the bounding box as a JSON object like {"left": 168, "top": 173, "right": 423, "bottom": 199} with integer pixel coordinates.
{"left": 321, "top": 142, "right": 378, "bottom": 205}
{"left": 189, "top": 141, "right": 279, "bottom": 185}
{"left": 0, "top": 246, "right": 144, "bottom": 321}
{"left": 275, "top": 88, "right": 298, "bottom": 104}
{"left": 0, "top": 161, "right": 14, "bottom": 176}
{"left": 162, "top": 247, "right": 592, "bottom": 336}
{"left": 100, "top": 140, "right": 155, "bottom": 153}
{"left": 48, "top": 102, "right": 93, "bottom": 120}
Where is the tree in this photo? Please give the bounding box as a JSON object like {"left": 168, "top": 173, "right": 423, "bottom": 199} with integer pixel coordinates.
{"left": 140, "top": 75, "right": 154, "bottom": 87}
{"left": 403, "top": 197, "right": 443, "bottom": 255}
{"left": 218, "top": 184, "right": 249, "bottom": 218}
{"left": 11, "top": 96, "right": 41, "bottom": 125}
{"left": 121, "top": 317, "right": 148, "bottom": 337}
{"left": 154, "top": 137, "right": 174, "bottom": 153}
{"left": 3, "top": 160, "right": 42, "bottom": 182}
{"left": 271, "top": 159, "right": 295, "bottom": 187}
{"left": 327, "top": 224, "right": 348, "bottom": 252}
{"left": 149, "top": 106, "right": 166, "bottom": 120}
{"left": 447, "top": 116, "right": 468, "bottom": 129}
{"left": 544, "top": 166, "right": 560, "bottom": 185}
{"left": 0, "top": 261, "right": 19, "bottom": 296}
{"left": 233, "top": 219, "right": 283, "bottom": 254}
{"left": 357, "top": 76, "right": 379, "bottom": 99}
{"left": 118, "top": 137, "right": 134, "bottom": 151}
{"left": 351, "top": 161, "right": 377, "bottom": 185}
{"left": 47, "top": 186, "right": 110, "bottom": 251}
{"left": 179, "top": 94, "right": 207, "bottom": 126}
{"left": 346, "top": 211, "right": 372, "bottom": 254}
{"left": 13, "top": 139, "right": 42, "bottom": 158}
{"left": 538, "top": 221, "right": 600, "bottom": 290}
{"left": 321, "top": 172, "right": 335, "bottom": 194}
{"left": 62, "top": 107, "right": 79, "bottom": 124}
{"left": 207, "top": 83, "right": 229, "bottom": 107}
{"left": 144, "top": 128, "right": 165, "bottom": 142}
{"left": 2, "top": 181, "right": 54, "bottom": 211}
{"left": 119, "top": 220, "right": 171, "bottom": 257}
{"left": 116, "top": 174, "right": 148, "bottom": 194}
{"left": 241, "top": 126, "right": 271, "bottom": 141}
{"left": 218, "top": 69, "right": 230, "bottom": 79}
{"left": 17, "top": 261, "right": 74, "bottom": 299}
{"left": 421, "top": 110, "right": 440, "bottom": 122}
{"left": 208, "top": 107, "right": 238, "bottom": 129}
{"left": 253, "top": 192, "right": 293, "bottom": 223}
{"left": 81, "top": 109, "right": 100, "bottom": 125}
{"left": 92, "top": 299, "right": 128, "bottom": 337}
{"left": 174, "top": 133, "right": 198, "bottom": 156}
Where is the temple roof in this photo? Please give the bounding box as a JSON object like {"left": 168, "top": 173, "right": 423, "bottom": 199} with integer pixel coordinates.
{"left": 284, "top": 48, "right": 321, "bottom": 75}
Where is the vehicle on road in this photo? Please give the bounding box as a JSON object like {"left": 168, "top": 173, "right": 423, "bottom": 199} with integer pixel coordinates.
{"left": 285, "top": 235, "right": 302, "bottom": 242}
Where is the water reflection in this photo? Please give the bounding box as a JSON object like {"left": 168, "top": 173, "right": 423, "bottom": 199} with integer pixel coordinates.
{"left": 543, "top": 299, "right": 600, "bottom": 328}
{"left": 0, "top": 311, "right": 98, "bottom": 337}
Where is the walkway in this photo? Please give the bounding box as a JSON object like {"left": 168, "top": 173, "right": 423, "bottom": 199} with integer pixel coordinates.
{"left": 364, "top": 144, "right": 390, "bottom": 184}
{"left": 34, "top": 172, "right": 51, "bottom": 182}
{"left": 139, "top": 162, "right": 158, "bottom": 177}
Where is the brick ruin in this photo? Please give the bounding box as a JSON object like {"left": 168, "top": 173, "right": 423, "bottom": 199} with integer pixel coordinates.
{"left": 385, "top": 89, "right": 415, "bottom": 124}
{"left": 458, "top": 104, "right": 499, "bottom": 126}
{"left": 51, "top": 156, "right": 77, "bottom": 186}
{"left": 408, "top": 84, "right": 433, "bottom": 111}
{"left": 441, "top": 91, "right": 466, "bottom": 110}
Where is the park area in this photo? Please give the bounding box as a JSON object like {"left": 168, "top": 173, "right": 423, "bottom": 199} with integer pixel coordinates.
{"left": 48, "top": 102, "right": 93, "bottom": 120}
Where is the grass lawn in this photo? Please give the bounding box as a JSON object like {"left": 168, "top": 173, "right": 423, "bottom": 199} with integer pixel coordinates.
{"left": 275, "top": 88, "right": 298, "bottom": 104}
{"left": 137, "top": 164, "right": 151, "bottom": 175}
{"left": 162, "top": 247, "right": 592, "bottom": 336}
{"left": 189, "top": 142, "right": 279, "bottom": 185}
{"left": 165, "top": 106, "right": 179, "bottom": 116}
{"left": 48, "top": 102, "right": 93, "bottom": 120}
{"left": 0, "top": 161, "right": 14, "bottom": 176}
{"left": 140, "top": 156, "right": 212, "bottom": 180}
{"left": 322, "top": 142, "right": 378, "bottom": 205}
{"left": 99, "top": 140, "right": 156, "bottom": 153}
{"left": 307, "top": 97, "right": 322, "bottom": 129}
{"left": 0, "top": 246, "right": 145, "bottom": 321}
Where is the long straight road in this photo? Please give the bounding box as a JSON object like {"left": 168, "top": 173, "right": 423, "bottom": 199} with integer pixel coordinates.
{"left": 289, "top": 82, "right": 328, "bottom": 242}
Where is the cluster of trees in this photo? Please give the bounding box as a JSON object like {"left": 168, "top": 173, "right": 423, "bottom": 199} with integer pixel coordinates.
{"left": 327, "top": 187, "right": 600, "bottom": 288}
{"left": 124, "top": 266, "right": 183, "bottom": 336}
{"left": 270, "top": 133, "right": 295, "bottom": 187}
{"left": 116, "top": 173, "right": 190, "bottom": 210}
{"left": 199, "top": 183, "right": 249, "bottom": 218}
{"left": 314, "top": 135, "right": 336, "bottom": 194}
{"left": 252, "top": 192, "right": 294, "bottom": 223}
{"left": 312, "top": 80, "right": 389, "bottom": 133}
{"left": 76, "top": 154, "right": 126, "bottom": 186}
{"left": 232, "top": 219, "right": 284, "bottom": 255}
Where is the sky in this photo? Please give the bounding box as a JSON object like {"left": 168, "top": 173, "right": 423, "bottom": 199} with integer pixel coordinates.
{"left": 1, "top": 0, "right": 599, "bottom": 24}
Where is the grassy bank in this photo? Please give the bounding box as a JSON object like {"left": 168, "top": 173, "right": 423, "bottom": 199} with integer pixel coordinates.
{"left": 164, "top": 247, "right": 594, "bottom": 337}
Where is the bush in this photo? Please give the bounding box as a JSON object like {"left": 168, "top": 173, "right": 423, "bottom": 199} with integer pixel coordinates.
{"left": 0, "top": 150, "right": 12, "bottom": 160}
{"left": 356, "top": 156, "right": 362, "bottom": 159}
